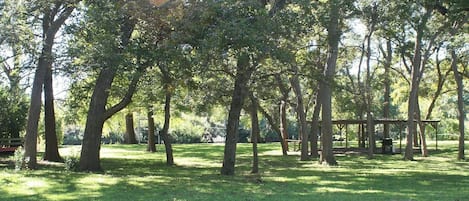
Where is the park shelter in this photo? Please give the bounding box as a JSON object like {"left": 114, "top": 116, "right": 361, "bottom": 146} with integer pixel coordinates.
{"left": 315, "top": 119, "right": 440, "bottom": 153}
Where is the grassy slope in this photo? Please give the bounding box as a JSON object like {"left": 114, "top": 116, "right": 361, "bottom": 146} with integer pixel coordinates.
{"left": 0, "top": 141, "right": 468, "bottom": 201}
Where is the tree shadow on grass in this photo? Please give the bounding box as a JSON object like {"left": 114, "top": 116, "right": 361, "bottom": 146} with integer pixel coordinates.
{"left": 2, "top": 143, "right": 469, "bottom": 201}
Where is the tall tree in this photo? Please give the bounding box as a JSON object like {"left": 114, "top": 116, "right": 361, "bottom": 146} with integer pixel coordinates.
{"left": 447, "top": 10, "right": 468, "bottom": 160}
{"left": 404, "top": 5, "right": 432, "bottom": 161}
{"left": 24, "top": 1, "right": 76, "bottom": 169}
{"left": 77, "top": 1, "right": 145, "bottom": 171}
{"left": 319, "top": 0, "right": 340, "bottom": 166}
{"left": 221, "top": 53, "right": 254, "bottom": 175}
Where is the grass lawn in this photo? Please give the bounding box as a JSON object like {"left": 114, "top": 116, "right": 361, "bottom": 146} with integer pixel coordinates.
{"left": 0, "top": 141, "right": 468, "bottom": 201}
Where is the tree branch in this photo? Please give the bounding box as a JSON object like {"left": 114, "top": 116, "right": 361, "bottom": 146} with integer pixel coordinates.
{"left": 104, "top": 69, "right": 144, "bottom": 120}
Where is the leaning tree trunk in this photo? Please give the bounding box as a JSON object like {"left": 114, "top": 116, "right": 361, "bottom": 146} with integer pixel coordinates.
{"left": 79, "top": 16, "right": 139, "bottom": 172}
{"left": 24, "top": 5, "right": 75, "bottom": 169}
{"left": 79, "top": 67, "right": 117, "bottom": 171}
{"left": 221, "top": 54, "right": 253, "bottom": 175}
{"left": 257, "top": 104, "right": 288, "bottom": 155}
{"left": 124, "top": 112, "right": 138, "bottom": 144}
{"left": 147, "top": 107, "right": 157, "bottom": 152}
{"left": 43, "top": 62, "right": 63, "bottom": 162}
{"left": 249, "top": 94, "right": 259, "bottom": 174}
{"left": 319, "top": 0, "right": 339, "bottom": 166}
{"left": 160, "top": 87, "right": 174, "bottom": 166}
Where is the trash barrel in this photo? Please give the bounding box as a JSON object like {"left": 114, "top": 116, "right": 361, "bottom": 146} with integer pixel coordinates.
{"left": 382, "top": 138, "right": 393, "bottom": 154}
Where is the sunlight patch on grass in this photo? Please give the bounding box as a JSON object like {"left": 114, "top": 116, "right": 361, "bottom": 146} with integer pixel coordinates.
{"left": 315, "top": 187, "right": 352, "bottom": 193}
{"left": 176, "top": 157, "right": 219, "bottom": 168}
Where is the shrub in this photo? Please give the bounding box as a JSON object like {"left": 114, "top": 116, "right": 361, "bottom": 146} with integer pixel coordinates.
{"left": 13, "top": 146, "right": 27, "bottom": 171}
{"left": 170, "top": 130, "right": 201, "bottom": 144}
{"left": 64, "top": 151, "right": 80, "bottom": 171}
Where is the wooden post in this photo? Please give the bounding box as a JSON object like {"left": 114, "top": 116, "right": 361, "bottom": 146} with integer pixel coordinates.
{"left": 345, "top": 124, "right": 349, "bottom": 149}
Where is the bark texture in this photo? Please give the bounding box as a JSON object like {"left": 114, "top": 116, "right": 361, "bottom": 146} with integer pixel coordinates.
{"left": 221, "top": 54, "right": 253, "bottom": 175}
{"left": 24, "top": 4, "right": 75, "bottom": 169}
{"left": 319, "top": 0, "right": 339, "bottom": 166}
{"left": 124, "top": 113, "right": 138, "bottom": 144}
{"left": 43, "top": 63, "right": 63, "bottom": 162}
{"left": 147, "top": 108, "right": 157, "bottom": 152}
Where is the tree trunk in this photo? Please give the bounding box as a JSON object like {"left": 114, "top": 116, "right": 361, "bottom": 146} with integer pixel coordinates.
{"left": 383, "top": 40, "right": 392, "bottom": 139}
{"left": 416, "top": 101, "right": 428, "bottom": 157}
{"left": 147, "top": 107, "right": 157, "bottom": 152}
{"left": 79, "top": 16, "right": 139, "bottom": 172}
{"left": 366, "top": 112, "right": 375, "bottom": 158}
{"left": 309, "top": 93, "right": 320, "bottom": 158}
{"left": 290, "top": 65, "right": 309, "bottom": 160}
{"left": 160, "top": 88, "right": 174, "bottom": 165}
{"left": 79, "top": 67, "right": 117, "bottom": 172}
{"left": 249, "top": 94, "right": 259, "bottom": 174}
{"left": 221, "top": 54, "right": 252, "bottom": 175}
{"left": 404, "top": 9, "right": 431, "bottom": 161}
{"left": 257, "top": 104, "right": 288, "bottom": 155}
{"left": 43, "top": 62, "right": 63, "bottom": 162}
{"left": 276, "top": 74, "right": 290, "bottom": 150}
{"left": 365, "top": 7, "right": 376, "bottom": 158}
{"left": 24, "top": 5, "right": 75, "bottom": 169}
{"left": 451, "top": 49, "right": 465, "bottom": 160}
{"left": 319, "top": 0, "right": 339, "bottom": 166}
{"left": 279, "top": 100, "right": 289, "bottom": 150}
{"left": 124, "top": 112, "right": 138, "bottom": 144}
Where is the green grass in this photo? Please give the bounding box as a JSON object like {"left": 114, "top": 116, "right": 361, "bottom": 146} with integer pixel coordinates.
{"left": 1, "top": 141, "right": 468, "bottom": 201}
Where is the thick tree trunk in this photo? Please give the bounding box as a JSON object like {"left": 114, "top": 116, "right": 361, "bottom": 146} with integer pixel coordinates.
{"left": 319, "top": 0, "right": 339, "bottom": 166}
{"left": 124, "top": 113, "right": 138, "bottom": 144}
{"left": 23, "top": 0, "right": 75, "bottom": 170}
{"left": 309, "top": 96, "right": 320, "bottom": 158}
{"left": 221, "top": 54, "right": 252, "bottom": 175}
{"left": 79, "top": 17, "right": 138, "bottom": 172}
{"left": 43, "top": 63, "right": 63, "bottom": 162}
{"left": 249, "top": 94, "right": 259, "bottom": 174}
{"left": 290, "top": 65, "right": 309, "bottom": 160}
{"left": 451, "top": 49, "right": 465, "bottom": 160}
{"left": 147, "top": 108, "right": 157, "bottom": 152}
{"left": 405, "top": 63, "right": 419, "bottom": 160}
{"left": 24, "top": 43, "right": 49, "bottom": 169}
{"left": 160, "top": 88, "right": 174, "bottom": 165}
{"left": 79, "top": 68, "right": 117, "bottom": 172}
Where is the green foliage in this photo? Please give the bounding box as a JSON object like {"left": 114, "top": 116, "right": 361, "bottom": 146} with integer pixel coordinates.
{"left": 12, "top": 146, "right": 26, "bottom": 171}
{"left": 64, "top": 150, "right": 80, "bottom": 172}
{"left": 0, "top": 86, "right": 28, "bottom": 139}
